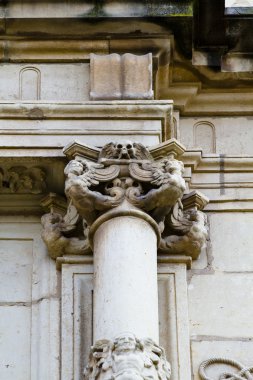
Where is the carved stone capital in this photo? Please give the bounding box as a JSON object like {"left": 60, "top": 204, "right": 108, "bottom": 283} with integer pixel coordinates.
{"left": 84, "top": 333, "right": 171, "bottom": 380}
{"left": 41, "top": 140, "right": 209, "bottom": 261}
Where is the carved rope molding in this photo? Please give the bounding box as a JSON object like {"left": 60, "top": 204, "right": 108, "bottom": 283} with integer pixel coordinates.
{"left": 41, "top": 140, "right": 208, "bottom": 260}
{"left": 84, "top": 333, "right": 171, "bottom": 380}
{"left": 199, "top": 358, "right": 253, "bottom": 380}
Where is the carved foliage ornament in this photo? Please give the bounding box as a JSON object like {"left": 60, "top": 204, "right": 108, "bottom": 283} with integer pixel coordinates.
{"left": 199, "top": 357, "right": 253, "bottom": 380}
{"left": 0, "top": 165, "right": 46, "bottom": 194}
{"left": 41, "top": 141, "right": 208, "bottom": 259}
{"left": 84, "top": 333, "right": 171, "bottom": 380}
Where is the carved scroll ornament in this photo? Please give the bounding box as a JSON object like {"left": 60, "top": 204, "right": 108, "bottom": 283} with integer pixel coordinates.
{"left": 41, "top": 141, "right": 208, "bottom": 260}
{"left": 84, "top": 333, "right": 171, "bottom": 380}
{"left": 199, "top": 357, "right": 253, "bottom": 380}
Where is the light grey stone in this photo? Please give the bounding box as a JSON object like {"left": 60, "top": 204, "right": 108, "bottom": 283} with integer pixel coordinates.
{"left": 0, "top": 239, "right": 33, "bottom": 302}
{"left": 0, "top": 306, "right": 31, "bottom": 380}
{"left": 210, "top": 212, "right": 253, "bottom": 271}
{"left": 0, "top": 63, "right": 89, "bottom": 101}
{"left": 188, "top": 273, "right": 253, "bottom": 337}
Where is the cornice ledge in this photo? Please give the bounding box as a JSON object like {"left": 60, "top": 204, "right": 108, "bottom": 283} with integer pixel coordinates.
{"left": 183, "top": 152, "right": 253, "bottom": 173}
{"left": 0, "top": 100, "right": 173, "bottom": 119}
{"left": 55, "top": 254, "right": 192, "bottom": 271}
{"left": 166, "top": 84, "right": 253, "bottom": 116}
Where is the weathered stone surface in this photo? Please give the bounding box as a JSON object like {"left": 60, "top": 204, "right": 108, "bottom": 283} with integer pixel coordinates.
{"left": 188, "top": 273, "right": 253, "bottom": 338}
{"left": 90, "top": 53, "right": 153, "bottom": 100}
{"left": 210, "top": 212, "right": 253, "bottom": 271}
{"left": 0, "top": 101, "right": 174, "bottom": 150}
{"left": 0, "top": 217, "right": 60, "bottom": 379}
{"left": 0, "top": 240, "right": 32, "bottom": 302}
{"left": 0, "top": 306, "right": 31, "bottom": 380}
{"left": 0, "top": 63, "right": 89, "bottom": 101}
{"left": 180, "top": 116, "right": 253, "bottom": 155}
{"left": 90, "top": 54, "right": 121, "bottom": 100}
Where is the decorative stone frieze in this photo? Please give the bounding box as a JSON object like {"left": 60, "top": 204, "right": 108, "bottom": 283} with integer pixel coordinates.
{"left": 84, "top": 333, "right": 171, "bottom": 380}
{"left": 199, "top": 357, "right": 253, "bottom": 380}
{"left": 0, "top": 165, "right": 46, "bottom": 194}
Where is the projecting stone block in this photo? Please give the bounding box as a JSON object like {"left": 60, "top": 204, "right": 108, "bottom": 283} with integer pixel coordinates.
{"left": 122, "top": 53, "right": 153, "bottom": 99}
{"left": 90, "top": 53, "right": 153, "bottom": 100}
{"left": 90, "top": 54, "right": 121, "bottom": 100}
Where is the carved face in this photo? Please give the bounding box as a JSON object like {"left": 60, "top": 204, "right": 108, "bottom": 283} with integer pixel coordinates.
{"left": 115, "top": 142, "right": 135, "bottom": 159}
{"left": 114, "top": 333, "right": 137, "bottom": 352}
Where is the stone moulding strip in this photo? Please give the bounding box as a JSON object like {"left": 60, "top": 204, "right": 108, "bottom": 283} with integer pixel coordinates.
{"left": 0, "top": 36, "right": 170, "bottom": 62}
{"left": 0, "top": 100, "right": 173, "bottom": 141}
{"left": 167, "top": 85, "right": 253, "bottom": 116}
{"left": 55, "top": 254, "right": 191, "bottom": 271}
{"left": 89, "top": 208, "right": 161, "bottom": 250}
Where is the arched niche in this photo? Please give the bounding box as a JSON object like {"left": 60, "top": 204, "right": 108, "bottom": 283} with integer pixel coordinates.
{"left": 19, "top": 67, "right": 41, "bottom": 100}
{"left": 194, "top": 121, "right": 216, "bottom": 153}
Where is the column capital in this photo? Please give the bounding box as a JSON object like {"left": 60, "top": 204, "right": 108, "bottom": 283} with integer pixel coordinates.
{"left": 41, "top": 139, "right": 209, "bottom": 262}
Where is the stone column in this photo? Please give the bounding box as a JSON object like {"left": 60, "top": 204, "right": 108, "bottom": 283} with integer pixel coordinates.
{"left": 90, "top": 205, "right": 160, "bottom": 342}
{"left": 41, "top": 140, "right": 208, "bottom": 380}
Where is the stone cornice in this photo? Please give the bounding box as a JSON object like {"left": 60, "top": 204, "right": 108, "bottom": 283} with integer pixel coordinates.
{"left": 165, "top": 85, "right": 253, "bottom": 116}
{"left": 0, "top": 100, "right": 173, "bottom": 143}
{"left": 0, "top": 36, "right": 170, "bottom": 62}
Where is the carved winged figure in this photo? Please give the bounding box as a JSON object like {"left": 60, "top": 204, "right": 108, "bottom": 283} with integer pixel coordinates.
{"left": 129, "top": 157, "right": 186, "bottom": 219}
{"left": 64, "top": 158, "right": 121, "bottom": 225}
{"left": 41, "top": 202, "right": 90, "bottom": 259}
{"left": 159, "top": 199, "right": 208, "bottom": 259}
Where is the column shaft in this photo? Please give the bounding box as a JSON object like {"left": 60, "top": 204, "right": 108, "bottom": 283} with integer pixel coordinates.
{"left": 93, "top": 215, "right": 159, "bottom": 342}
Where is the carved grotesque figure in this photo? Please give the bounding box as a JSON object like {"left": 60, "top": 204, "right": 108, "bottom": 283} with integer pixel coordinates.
{"left": 84, "top": 333, "right": 171, "bottom": 380}
{"left": 112, "top": 333, "right": 144, "bottom": 380}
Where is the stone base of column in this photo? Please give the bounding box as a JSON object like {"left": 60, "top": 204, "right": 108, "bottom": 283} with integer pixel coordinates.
{"left": 84, "top": 333, "right": 171, "bottom": 380}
